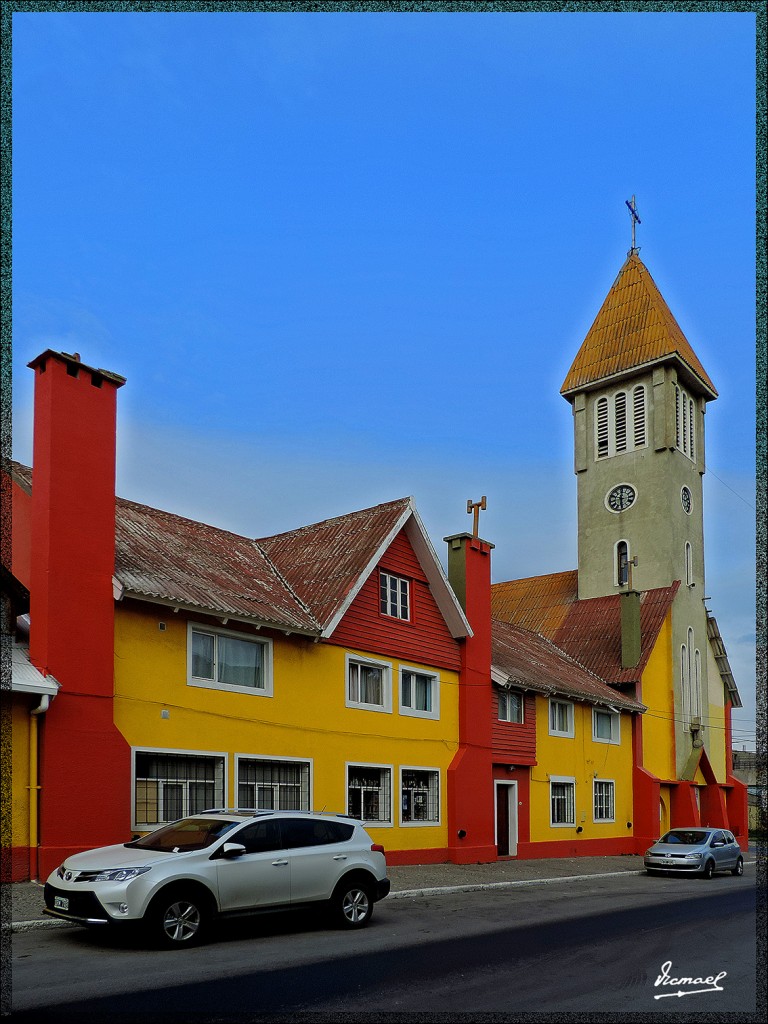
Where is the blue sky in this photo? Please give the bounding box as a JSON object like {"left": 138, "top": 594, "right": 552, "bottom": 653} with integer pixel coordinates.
{"left": 11, "top": 9, "right": 758, "bottom": 746}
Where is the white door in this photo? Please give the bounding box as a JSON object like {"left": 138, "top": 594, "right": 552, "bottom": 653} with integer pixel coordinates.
{"left": 495, "top": 782, "right": 518, "bottom": 857}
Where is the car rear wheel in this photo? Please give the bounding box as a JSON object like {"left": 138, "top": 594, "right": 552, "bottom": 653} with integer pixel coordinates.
{"left": 731, "top": 856, "right": 744, "bottom": 876}
{"left": 701, "top": 858, "right": 716, "bottom": 880}
{"left": 147, "top": 888, "right": 212, "bottom": 948}
{"left": 332, "top": 878, "right": 374, "bottom": 928}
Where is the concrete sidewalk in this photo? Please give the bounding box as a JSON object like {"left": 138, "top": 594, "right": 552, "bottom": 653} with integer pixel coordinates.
{"left": 6, "top": 853, "right": 649, "bottom": 931}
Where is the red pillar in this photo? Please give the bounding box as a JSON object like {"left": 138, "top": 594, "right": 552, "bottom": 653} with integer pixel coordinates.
{"left": 28, "top": 350, "right": 132, "bottom": 878}
{"left": 445, "top": 532, "right": 497, "bottom": 863}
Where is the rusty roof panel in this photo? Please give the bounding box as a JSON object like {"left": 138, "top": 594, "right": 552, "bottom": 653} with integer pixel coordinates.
{"left": 492, "top": 619, "right": 644, "bottom": 711}
{"left": 561, "top": 253, "right": 717, "bottom": 398}
{"left": 257, "top": 498, "right": 412, "bottom": 629}
{"left": 491, "top": 571, "right": 578, "bottom": 638}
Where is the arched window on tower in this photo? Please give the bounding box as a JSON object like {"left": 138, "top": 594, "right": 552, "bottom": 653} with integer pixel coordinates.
{"left": 615, "top": 392, "right": 628, "bottom": 453}
{"left": 615, "top": 540, "right": 630, "bottom": 587}
{"left": 693, "top": 648, "right": 702, "bottom": 721}
{"left": 596, "top": 397, "right": 609, "bottom": 458}
{"left": 594, "top": 386, "right": 648, "bottom": 460}
{"left": 680, "top": 642, "right": 689, "bottom": 727}
{"left": 685, "top": 542, "right": 694, "bottom": 587}
{"left": 675, "top": 385, "right": 696, "bottom": 461}
{"left": 633, "top": 385, "right": 646, "bottom": 447}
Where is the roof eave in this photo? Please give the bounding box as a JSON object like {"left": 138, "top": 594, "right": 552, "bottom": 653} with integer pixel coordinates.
{"left": 560, "top": 353, "right": 718, "bottom": 403}
{"left": 120, "top": 590, "right": 321, "bottom": 638}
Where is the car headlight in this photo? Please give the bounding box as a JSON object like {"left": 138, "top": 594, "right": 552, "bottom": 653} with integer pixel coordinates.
{"left": 92, "top": 867, "right": 151, "bottom": 882}
{"left": 684, "top": 853, "right": 702, "bottom": 861}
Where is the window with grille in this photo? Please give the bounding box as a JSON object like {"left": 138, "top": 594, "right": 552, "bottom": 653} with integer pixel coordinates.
{"left": 237, "top": 757, "right": 310, "bottom": 811}
{"left": 188, "top": 623, "right": 272, "bottom": 695}
{"left": 594, "top": 385, "right": 647, "bottom": 459}
{"left": 550, "top": 777, "right": 575, "bottom": 826}
{"left": 498, "top": 689, "right": 524, "bottom": 724}
{"left": 134, "top": 750, "right": 225, "bottom": 828}
{"left": 549, "top": 699, "right": 574, "bottom": 737}
{"left": 400, "top": 768, "right": 440, "bottom": 824}
{"left": 593, "top": 779, "right": 615, "bottom": 822}
{"left": 347, "top": 764, "right": 392, "bottom": 823}
{"left": 380, "top": 571, "right": 410, "bottom": 620}
{"left": 400, "top": 667, "right": 439, "bottom": 719}
{"left": 347, "top": 656, "right": 392, "bottom": 712}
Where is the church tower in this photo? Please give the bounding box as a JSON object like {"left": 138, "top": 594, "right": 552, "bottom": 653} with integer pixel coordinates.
{"left": 561, "top": 244, "right": 719, "bottom": 775}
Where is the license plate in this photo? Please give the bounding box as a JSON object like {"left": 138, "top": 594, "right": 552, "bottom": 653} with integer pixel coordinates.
{"left": 660, "top": 859, "right": 675, "bottom": 866}
{"left": 54, "top": 896, "right": 69, "bottom": 911}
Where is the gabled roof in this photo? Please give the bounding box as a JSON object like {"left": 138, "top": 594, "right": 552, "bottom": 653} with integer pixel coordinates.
{"left": 560, "top": 252, "right": 717, "bottom": 400}
{"left": 491, "top": 619, "right": 645, "bottom": 712}
{"left": 492, "top": 572, "right": 679, "bottom": 684}
{"left": 10, "top": 462, "right": 470, "bottom": 641}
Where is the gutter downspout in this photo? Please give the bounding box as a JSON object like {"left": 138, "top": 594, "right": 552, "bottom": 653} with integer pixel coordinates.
{"left": 29, "top": 694, "right": 52, "bottom": 881}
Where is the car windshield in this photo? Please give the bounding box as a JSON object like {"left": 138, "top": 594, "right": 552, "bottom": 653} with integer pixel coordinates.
{"left": 659, "top": 830, "right": 709, "bottom": 845}
{"left": 127, "top": 818, "right": 240, "bottom": 852}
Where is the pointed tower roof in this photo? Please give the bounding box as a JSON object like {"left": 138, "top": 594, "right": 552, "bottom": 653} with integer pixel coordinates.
{"left": 561, "top": 252, "right": 717, "bottom": 400}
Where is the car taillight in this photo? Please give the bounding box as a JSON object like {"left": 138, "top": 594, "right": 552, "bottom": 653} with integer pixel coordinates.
{"left": 371, "top": 843, "right": 385, "bottom": 854}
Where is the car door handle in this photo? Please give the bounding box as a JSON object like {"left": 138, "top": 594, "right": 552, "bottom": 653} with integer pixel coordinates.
{"left": 271, "top": 859, "right": 289, "bottom": 866}
{"left": 332, "top": 855, "right": 347, "bottom": 861}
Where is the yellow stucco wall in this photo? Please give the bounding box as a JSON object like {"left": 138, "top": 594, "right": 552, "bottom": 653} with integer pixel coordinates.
{"left": 113, "top": 603, "right": 460, "bottom": 852}
{"left": 9, "top": 697, "right": 31, "bottom": 848}
{"left": 639, "top": 612, "right": 676, "bottom": 782}
{"left": 528, "top": 698, "right": 635, "bottom": 843}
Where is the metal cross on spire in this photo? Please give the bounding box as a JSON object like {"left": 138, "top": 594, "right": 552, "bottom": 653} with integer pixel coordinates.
{"left": 466, "top": 495, "right": 487, "bottom": 538}
{"left": 625, "top": 195, "right": 641, "bottom": 254}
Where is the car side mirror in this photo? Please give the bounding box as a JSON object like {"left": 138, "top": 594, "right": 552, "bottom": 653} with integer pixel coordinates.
{"left": 221, "top": 842, "right": 246, "bottom": 858}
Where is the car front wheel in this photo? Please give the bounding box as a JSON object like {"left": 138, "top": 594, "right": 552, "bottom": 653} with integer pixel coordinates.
{"left": 731, "top": 856, "right": 744, "bottom": 876}
{"left": 701, "top": 858, "right": 716, "bottom": 880}
{"left": 332, "top": 878, "right": 374, "bottom": 928}
{"left": 147, "top": 888, "right": 212, "bottom": 948}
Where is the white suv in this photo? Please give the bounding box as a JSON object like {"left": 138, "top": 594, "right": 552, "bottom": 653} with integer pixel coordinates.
{"left": 44, "top": 810, "right": 390, "bottom": 947}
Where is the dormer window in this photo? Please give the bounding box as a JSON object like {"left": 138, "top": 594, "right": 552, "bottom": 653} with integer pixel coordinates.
{"left": 595, "top": 385, "right": 647, "bottom": 460}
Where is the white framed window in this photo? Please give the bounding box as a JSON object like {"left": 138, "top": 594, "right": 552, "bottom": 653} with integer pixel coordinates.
{"left": 595, "top": 385, "right": 647, "bottom": 460}
{"left": 675, "top": 385, "right": 696, "bottom": 460}
{"left": 399, "top": 666, "right": 440, "bottom": 719}
{"left": 550, "top": 776, "right": 576, "bottom": 826}
{"left": 615, "top": 539, "right": 631, "bottom": 587}
{"left": 380, "top": 571, "right": 410, "bottom": 621}
{"left": 549, "top": 699, "right": 574, "bottom": 738}
{"left": 498, "top": 689, "right": 524, "bottom": 724}
{"left": 592, "top": 707, "right": 620, "bottom": 745}
{"left": 188, "top": 622, "right": 272, "bottom": 696}
{"left": 400, "top": 766, "right": 440, "bottom": 825}
{"left": 593, "top": 779, "right": 615, "bottom": 822}
{"left": 347, "top": 763, "right": 392, "bottom": 825}
{"left": 346, "top": 655, "right": 392, "bottom": 713}
{"left": 133, "top": 748, "right": 226, "bottom": 829}
{"left": 236, "top": 755, "right": 311, "bottom": 811}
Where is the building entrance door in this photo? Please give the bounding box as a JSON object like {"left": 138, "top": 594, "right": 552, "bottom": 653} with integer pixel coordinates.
{"left": 495, "top": 781, "right": 518, "bottom": 856}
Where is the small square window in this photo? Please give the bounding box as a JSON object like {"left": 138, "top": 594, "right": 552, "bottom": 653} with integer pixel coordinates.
{"left": 549, "top": 699, "right": 574, "bottom": 738}
{"left": 592, "top": 708, "right": 620, "bottom": 745}
{"left": 498, "top": 690, "right": 524, "bottom": 724}
{"left": 550, "top": 777, "right": 575, "bottom": 826}
{"left": 399, "top": 667, "right": 439, "bottom": 719}
{"left": 593, "top": 779, "right": 615, "bottom": 822}
{"left": 347, "top": 656, "right": 392, "bottom": 713}
{"left": 188, "top": 624, "right": 272, "bottom": 696}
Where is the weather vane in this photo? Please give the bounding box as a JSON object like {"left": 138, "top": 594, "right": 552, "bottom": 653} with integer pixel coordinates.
{"left": 625, "top": 195, "right": 641, "bottom": 254}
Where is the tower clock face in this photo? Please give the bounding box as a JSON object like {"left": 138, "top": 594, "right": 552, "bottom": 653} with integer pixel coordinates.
{"left": 681, "top": 486, "right": 692, "bottom": 515}
{"left": 606, "top": 484, "right": 636, "bottom": 513}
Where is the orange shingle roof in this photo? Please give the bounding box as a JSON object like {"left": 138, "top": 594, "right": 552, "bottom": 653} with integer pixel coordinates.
{"left": 560, "top": 253, "right": 717, "bottom": 399}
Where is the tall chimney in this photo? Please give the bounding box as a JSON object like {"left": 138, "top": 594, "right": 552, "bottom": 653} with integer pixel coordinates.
{"left": 620, "top": 589, "right": 642, "bottom": 669}
{"left": 27, "top": 350, "right": 131, "bottom": 877}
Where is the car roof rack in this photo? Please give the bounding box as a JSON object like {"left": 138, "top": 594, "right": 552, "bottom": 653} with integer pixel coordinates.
{"left": 200, "top": 807, "right": 360, "bottom": 820}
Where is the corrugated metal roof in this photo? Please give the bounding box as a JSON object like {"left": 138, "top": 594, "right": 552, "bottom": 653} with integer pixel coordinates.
{"left": 491, "top": 571, "right": 578, "bottom": 638}
{"left": 706, "top": 614, "right": 742, "bottom": 707}
{"left": 12, "top": 644, "right": 60, "bottom": 695}
{"left": 492, "top": 571, "right": 679, "bottom": 685}
{"left": 10, "top": 462, "right": 465, "bottom": 639}
{"left": 560, "top": 253, "right": 717, "bottom": 399}
{"left": 491, "top": 619, "right": 644, "bottom": 712}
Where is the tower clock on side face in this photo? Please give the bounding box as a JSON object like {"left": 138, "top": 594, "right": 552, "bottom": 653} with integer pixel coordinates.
{"left": 606, "top": 484, "right": 636, "bottom": 513}
{"left": 681, "top": 486, "right": 692, "bottom": 515}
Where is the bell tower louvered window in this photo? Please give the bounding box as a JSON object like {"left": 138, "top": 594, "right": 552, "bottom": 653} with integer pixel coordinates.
{"left": 675, "top": 385, "right": 697, "bottom": 460}
{"left": 594, "top": 384, "right": 648, "bottom": 459}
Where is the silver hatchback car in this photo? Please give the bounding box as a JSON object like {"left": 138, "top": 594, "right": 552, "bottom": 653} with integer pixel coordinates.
{"left": 644, "top": 827, "right": 744, "bottom": 879}
{"left": 44, "top": 810, "right": 390, "bottom": 947}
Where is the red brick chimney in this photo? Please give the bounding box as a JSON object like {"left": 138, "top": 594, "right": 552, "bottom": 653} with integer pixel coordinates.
{"left": 444, "top": 530, "right": 497, "bottom": 863}
{"left": 27, "top": 350, "right": 131, "bottom": 877}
